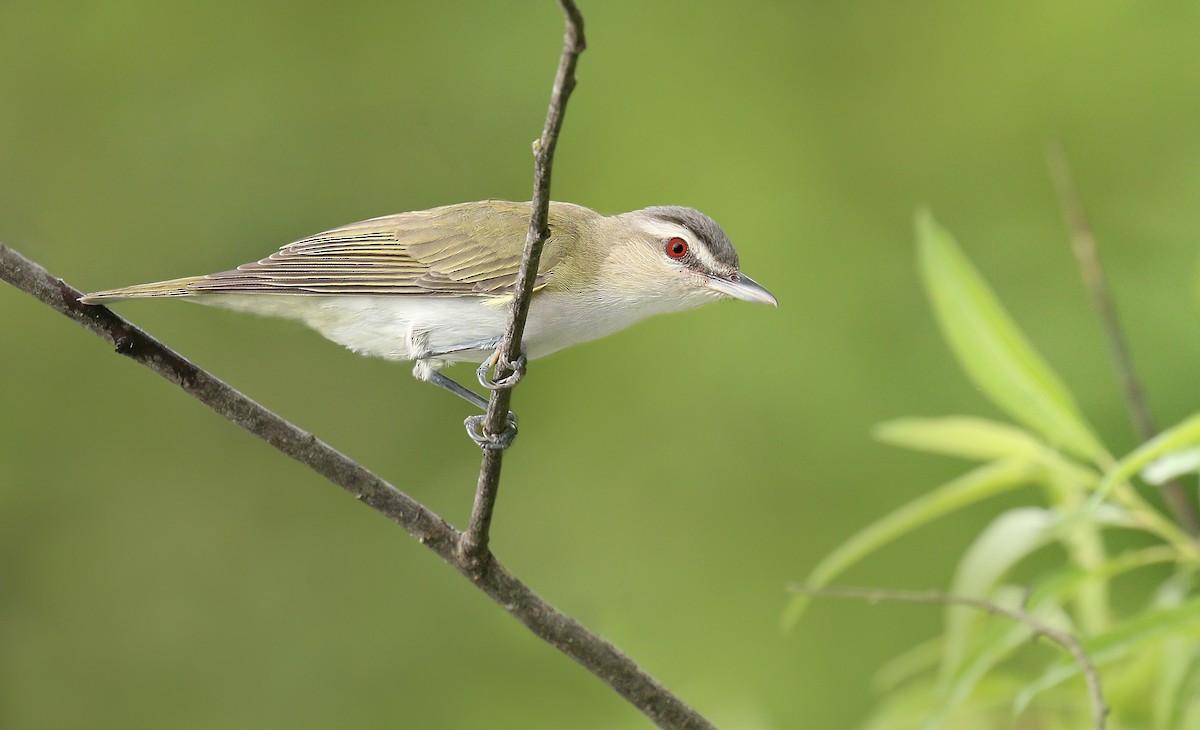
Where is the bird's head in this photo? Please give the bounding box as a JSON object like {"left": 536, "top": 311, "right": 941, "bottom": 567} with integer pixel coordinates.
{"left": 598, "top": 206, "right": 777, "bottom": 309}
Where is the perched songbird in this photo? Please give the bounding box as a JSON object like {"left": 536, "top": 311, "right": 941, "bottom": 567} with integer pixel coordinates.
{"left": 81, "top": 201, "right": 776, "bottom": 444}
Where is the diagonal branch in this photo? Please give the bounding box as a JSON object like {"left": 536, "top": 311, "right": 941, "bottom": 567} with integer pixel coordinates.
{"left": 0, "top": 3, "right": 715, "bottom": 725}
{"left": 1045, "top": 141, "right": 1200, "bottom": 537}
{"left": 462, "top": 0, "right": 587, "bottom": 567}
{"left": 0, "top": 243, "right": 715, "bottom": 729}
{"left": 788, "top": 583, "right": 1108, "bottom": 730}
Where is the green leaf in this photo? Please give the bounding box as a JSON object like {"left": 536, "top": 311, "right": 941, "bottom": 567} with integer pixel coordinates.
{"left": 782, "top": 460, "right": 1033, "bottom": 629}
{"left": 1154, "top": 636, "right": 1200, "bottom": 730}
{"left": 941, "top": 508, "right": 1060, "bottom": 681}
{"left": 937, "top": 548, "right": 1177, "bottom": 726}
{"left": 1142, "top": 447, "right": 1200, "bottom": 486}
{"left": 1025, "top": 546, "right": 1179, "bottom": 609}
{"left": 1091, "top": 413, "right": 1200, "bottom": 504}
{"left": 875, "top": 416, "right": 1098, "bottom": 489}
{"left": 874, "top": 416, "right": 1044, "bottom": 461}
{"left": 865, "top": 673, "right": 1081, "bottom": 730}
{"left": 928, "top": 586, "right": 1073, "bottom": 730}
{"left": 1015, "top": 596, "right": 1200, "bottom": 714}
{"left": 874, "top": 637, "right": 944, "bottom": 692}
{"left": 915, "top": 210, "right": 1106, "bottom": 463}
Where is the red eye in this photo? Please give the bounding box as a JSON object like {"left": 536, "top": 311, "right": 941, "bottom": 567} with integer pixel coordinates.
{"left": 666, "top": 237, "right": 688, "bottom": 259}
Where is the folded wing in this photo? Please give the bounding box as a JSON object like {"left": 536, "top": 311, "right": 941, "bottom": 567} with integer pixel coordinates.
{"left": 191, "top": 200, "right": 569, "bottom": 297}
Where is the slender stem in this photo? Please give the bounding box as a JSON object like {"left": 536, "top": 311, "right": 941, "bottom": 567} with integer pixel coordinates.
{"left": 2, "top": 5, "right": 717, "bottom": 725}
{"left": 788, "top": 584, "right": 1109, "bottom": 730}
{"left": 1045, "top": 141, "right": 1200, "bottom": 537}
{"left": 1, "top": 251, "right": 712, "bottom": 728}
{"left": 462, "top": 0, "right": 587, "bottom": 567}
{"left": 1112, "top": 483, "right": 1200, "bottom": 563}
{"left": 1043, "top": 476, "right": 1112, "bottom": 632}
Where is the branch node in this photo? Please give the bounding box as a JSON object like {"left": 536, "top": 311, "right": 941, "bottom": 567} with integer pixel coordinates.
{"left": 462, "top": 0, "right": 589, "bottom": 566}
{"left": 456, "top": 533, "right": 493, "bottom": 576}
{"left": 3, "top": 241, "right": 713, "bottom": 727}
{"left": 1, "top": 2, "right": 716, "bottom": 726}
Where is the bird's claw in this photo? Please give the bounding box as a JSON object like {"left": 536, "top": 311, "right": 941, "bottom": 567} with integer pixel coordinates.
{"left": 477, "top": 348, "right": 527, "bottom": 391}
{"left": 464, "top": 411, "right": 519, "bottom": 450}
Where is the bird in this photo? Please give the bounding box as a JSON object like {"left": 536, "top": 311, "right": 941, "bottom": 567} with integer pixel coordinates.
{"left": 81, "top": 200, "right": 777, "bottom": 446}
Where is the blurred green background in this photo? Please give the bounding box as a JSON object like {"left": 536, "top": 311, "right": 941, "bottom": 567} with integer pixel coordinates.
{"left": 3, "top": 1, "right": 1200, "bottom": 727}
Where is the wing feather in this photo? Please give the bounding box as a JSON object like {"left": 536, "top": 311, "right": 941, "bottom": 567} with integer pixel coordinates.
{"left": 187, "top": 201, "right": 586, "bottom": 297}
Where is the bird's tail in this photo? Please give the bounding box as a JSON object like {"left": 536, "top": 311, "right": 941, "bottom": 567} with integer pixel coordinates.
{"left": 79, "top": 276, "right": 208, "bottom": 304}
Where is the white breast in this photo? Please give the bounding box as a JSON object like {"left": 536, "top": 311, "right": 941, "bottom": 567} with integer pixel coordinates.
{"left": 523, "top": 288, "right": 716, "bottom": 358}
{"left": 197, "top": 288, "right": 713, "bottom": 367}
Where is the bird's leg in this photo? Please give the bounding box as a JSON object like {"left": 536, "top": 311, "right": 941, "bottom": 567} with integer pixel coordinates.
{"left": 423, "top": 337, "right": 503, "bottom": 360}
{"left": 416, "top": 335, "right": 525, "bottom": 391}
{"left": 413, "top": 335, "right": 502, "bottom": 407}
{"left": 424, "top": 370, "right": 489, "bottom": 410}
{"left": 414, "top": 353, "right": 518, "bottom": 450}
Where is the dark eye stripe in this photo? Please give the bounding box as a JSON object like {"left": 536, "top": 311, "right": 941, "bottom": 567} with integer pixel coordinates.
{"left": 641, "top": 206, "right": 739, "bottom": 271}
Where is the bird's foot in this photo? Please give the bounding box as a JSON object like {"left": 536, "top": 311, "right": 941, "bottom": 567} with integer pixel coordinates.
{"left": 477, "top": 347, "right": 527, "bottom": 391}
{"left": 464, "top": 411, "right": 519, "bottom": 450}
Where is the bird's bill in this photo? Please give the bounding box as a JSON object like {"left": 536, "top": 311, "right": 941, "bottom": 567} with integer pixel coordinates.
{"left": 705, "top": 272, "right": 778, "bottom": 307}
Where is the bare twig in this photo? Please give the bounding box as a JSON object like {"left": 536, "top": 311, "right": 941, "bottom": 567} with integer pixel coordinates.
{"left": 462, "top": 0, "right": 587, "bottom": 568}
{"left": 0, "top": 244, "right": 715, "bottom": 730}
{"left": 1045, "top": 141, "right": 1200, "bottom": 537}
{"left": 1, "top": 3, "right": 711, "bottom": 722}
{"left": 788, "top": 583, "right": 1109, "bottom": 730}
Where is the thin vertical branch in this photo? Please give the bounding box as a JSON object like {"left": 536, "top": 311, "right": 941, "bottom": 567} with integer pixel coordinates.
{"left": 461, "top": 0, "right": 587, "bottom": 567}
{"left": 788, "top": 584, "right": 1109, "bottom": 730}
{"left": 1046, "top": 142, "right": 1153, "bottom": 438}
{"left": 1, "top": 1, "right": 719, "bottom": 724}
{"left": 1045, "top": 142, "right": 1200, "bottom": 537}
{"left": 1, "top": 242, "right": 716, "bottom": 729}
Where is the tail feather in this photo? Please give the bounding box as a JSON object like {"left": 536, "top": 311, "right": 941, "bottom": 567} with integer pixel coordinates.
{"left": 79, "top": 276, "right": 209, "bottom": 304}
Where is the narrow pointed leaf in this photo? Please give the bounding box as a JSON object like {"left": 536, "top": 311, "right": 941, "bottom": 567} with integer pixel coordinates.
{"left": 1014, "top": 596, "right": 1200, "bottom": 713}
{"left": 875, "top": 416, "right": 1098, "bottom": 488}
{"left": 928, "top": 587, "right": 1074, "bottom": 730}
{"left": 915, "top": 211, "right": 1106, "bottom": 462}
{"left": 938, "top": 548, "right": 1176, "bottom": 724}
{"left": 874, "top": 416, "right": 1044, "bottom": 461}
{"left": 874, "top": 637, "right": 945, "bottom": 692}
{"left": 783, "top": 460, "right": 1033, "bottom": 629}
{"left": 1153, "top": 636, "right": 1200, "bottom": 730}
{"left": 1142, "top": 446, "right": 1200, "bottom": 485}
{"left": 941, "top": 508, "right": 1060, "bottom": 680}
{"left": 1091, "top": 413, "right": 1200, "bottom": 504}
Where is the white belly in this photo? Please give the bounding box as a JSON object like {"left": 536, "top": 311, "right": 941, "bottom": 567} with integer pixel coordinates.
{"left": 197, "top": 288, "right": 712, "bottom": 369}
{"left": 200, "top": 294, "right": 507, "bottom": 362}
